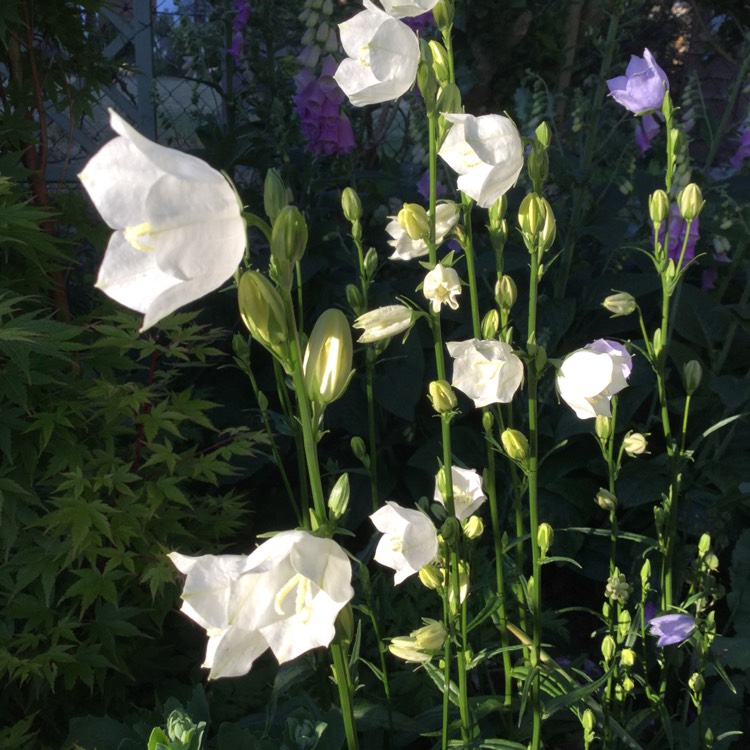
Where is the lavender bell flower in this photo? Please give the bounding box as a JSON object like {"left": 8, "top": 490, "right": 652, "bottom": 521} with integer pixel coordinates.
{"left": 648, "top": 613, "right": 696, "bottom": 647}
{"left": 607, "top": 49, "right": 669, "bottom": 114}
{"left": 635, "top": 113, "right": 660, "bottom": 155}
{"left": 658, "top": 204, "right": 700, "bottom": 267}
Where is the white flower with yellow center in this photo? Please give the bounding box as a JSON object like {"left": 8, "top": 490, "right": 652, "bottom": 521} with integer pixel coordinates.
{"left": 79, "top": 110, "right": 246, "bottom": 330}
{"left": 434, "top": 466, "right": 486, "bottom": 521}
{"left": 423, "top": 263, "right": 461, "bottom": 313}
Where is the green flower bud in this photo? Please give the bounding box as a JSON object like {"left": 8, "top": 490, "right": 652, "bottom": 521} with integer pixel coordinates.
{"left": 346, "top": 283, "right": 363, "bottom": 314}
{"left": 488, "top": 195, "right": 508, "bottom": 230}
{"left": 419, "top": 563, "right": 443, "bottom": 590}
{"left": 440, "top": 516, "right": 461, "bottom": 547}
{"left": 620, "top": 648, "right": 636, "bottom": 668}
{"left": 537, "top": 522, "right": 554, "bottom": 559}
{"left": 618, "top": 609, "right": 632, "bottom": 640}
{"left": 539, "top": 197, "right": 556, "bottom": 251}
{"left": 481, "top": 309, "right": 500, "bottom": 339}
{"left": 429, "top": 379, "right": 457, "bottom": 413}
{"left": 652, "top": 327, "right": 663, "bottom": 358}
{"left": 341, "top": 187, "right": 362, "bottom": 223}
{"left": 601, "top": 634, "right": 617, "bottom": 663}
{"left": 327, "top": 472, "right": 350, "bottom": 519}
{"left": 482, "top": 410, "right": 494, "bottom": 433}
{"left": 417, "top": 54, "right": 438, "bottom": 114}
{"left": 462, "top": 515, "right": 484, "bottom": 540}
{"left": 582, "top": 708, "right": 596, "bottom": 733}
{"left": 350, "top": 436, "right": 367, "bottom": 463}
{"left": 698, "top": 532, "right": 711, "bottom": 557}
{"left": 303, "top": 309, "right": 354, "bottom": 406}
{"left": 620, "top": 675, "right": 634, "bottom": 694}
{"left": 704, "top": 552, "right": 719, "bottom": 571}
{"left": 623, "top": 431, "right": 648, "bottom": 457}
{"left": 264, "top": 168, "right": 288, "bottom": 224}
{"left": 411, "top": 619, "right": 447, "bottom": 650}
{"left": 602, "top": 291, "right": 637, "bottom": 316}
{"left": 389, "top": 635, "right": 431, "bottom": 663}
{"left": 535, "top": 121, "right": 551, "bottom": 148}
{"left": 689, "top": 672, "right": 705, "bottom": 694}
{"left": 428, "top": 40, "right": 450, "bottom": 87}
{"left": 649, "top": 189, "right": 670, "bottom": 226}
{"left": 271, "top": 205, "right": 308, "bottom": 267}
{"left": 437, "top": 82, "right": 461, "bottom": 116}
{"left": 678, "top": 183, "right": 704, "bottom": 221}
{"left": 335, "top": 603, "right": 354, "bottom": 645}
{"left": 432, "top": 0, "right": 454, "bottom": 29}
{"left": 495, "top": 274, "right": 517, "bottom": 310}
{"left": 238, "top": 271, "right": 289, "bottom": 358}
{"left": 641, "top": 558, "right": 651, "bottom": 588}
{"left": 684, "top": 360, "right": 702, "bottom": 395}
{"left": 501, "top": 428, "right": 529, "bottom": 461}
{"left": 364, "top": 246, "right": 379, "bottom": 278}
{"left": 518, "top": 193, "right": 543, "bottom": 236}
{"left": 595, "top": 488, "right": 617, "bottom": 512}
{"left": 595, "top": 415, "right": 612, "bottom": 440}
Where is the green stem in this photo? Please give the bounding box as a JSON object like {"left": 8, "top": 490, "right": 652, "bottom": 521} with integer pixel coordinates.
{"left": 330, "top": 642, "right": 360, "bottom": 750}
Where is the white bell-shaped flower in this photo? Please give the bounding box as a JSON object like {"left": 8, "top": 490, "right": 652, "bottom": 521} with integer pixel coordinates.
{"left": 380, "top": 0, "right": 440, "bottom": 19}
{"left": 79, "top": 110, "right": 246, "bottom": 330}
{"left": 434, "top": 466, "right": 486, "bottom": 521}
{"left": 333, "top": 0, "right": 419, "bottom": 107}
{"left": 438, "top": 113, "right": 524, "bottom": 208}
{"left": 387, "top": 200, "right": 459, "bottom": 261}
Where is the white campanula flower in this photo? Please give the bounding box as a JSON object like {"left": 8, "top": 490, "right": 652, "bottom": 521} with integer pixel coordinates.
{"left": 333, "top": 1, "right": 419, "bottom": 107}
{"left": 380, "top": 0, "right": 440, "bottom": 19}
{"left": 434, "top": 466, "right": 486, "bottom": 521}
{"left": 79, "top": 110, "right": 246, "bottom": 331}
{"left": 169, "top": 531, "right": 353, "bottom": 679}
{"left": 557, "top": 339, "right": 633, "bottom": 420}
{"left": 353, "top": 304, "right": 414, "bottom": 343}
{"left": 446, "top": 339, "right": 524, "bottom": 408}
{"left": 438, "top": 113, "right": 524, "bottom": 208}
{"left": 386, "top": 201, "right": 459, "bottom": 261}
{"left": 370, "top": 501, "right": 438, "bottom": 584}
{"left": 423, "top": 263, "right": 461, "bottom": 312}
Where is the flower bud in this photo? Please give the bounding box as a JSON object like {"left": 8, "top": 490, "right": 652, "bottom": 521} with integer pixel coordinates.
{"left": 495, "top": 275, "right": 517, "bottom": 310}
{"left": 640, "top": 559, "right": 651, "bottom": 588}
{"left": 620, "top": 648, "right": 636, "bottom": 668}
{"left": 602, "top": 291, "right": 636, "bottom": 317}
{"left": 264, "top": 168, "right": 288, "bottom": 224}
{"left": 518, "top": 193, "right": 543, "bottom": 236}
{"left": 432, "top": 0, "right": 454, "bottom": 29}
{"left": 595, "top": 488, "right": 617, "bottom": 512}
{"left": 462, "top": 515, "right": 484, "bottom": 540}
{"left": 582, "top": 709, "right": 596, "bottom": 734}
{"left": 341, "top": 187, "right": 362, "bottom": 223}
{"left": 689, "top": 672, "right": 705, "bottom": 694}
{"left": 436, "top": 466, "right": 451, "bottom": 499}
{"left": 419, "top": 564, "right": 442, "bottom": 590}
{"left": 704, "top": 552, "right": 719, "bottom": 571}
{"left": 698, "top": 532, "right": 711, "bottom": 557}
{"left": 620, "top": 675, "right": 635, "bottom": 694}
{"left": 539, "top": 197, "right": 556, "bottom": 251}
{"left": 327, "top": 472, "right": 350, "bottom": 519}
{"left": 481, "top": 309, "right": 500, "bottom": 339}
{"left": 417, "top": 56, "right": 438, "bottom": 114}
{"left": 488, "top": 195, "right": 507, "bottom": 230}
{"left": 238, "top": 271, "right": 289, "bottom": 358}
{"left": 678, "top": 183, "right": 704, "bottom": 220}
{"left": 618, "top": 609, "right": 632, "bottom": 640}
{"left": 623, "top": 431, "right": 648, "bottom": 457}
{"left": 428, "top": 40, "right": 450, "bottom": 87}
{"left": 440, "top": 516, "right": 461, "bottom": 547}
{"left": 649, "top": 189, "right": 670, "bottom": 226}
{"left": 448, "top": 561, "right": 469, "bottom": 614}
{"left": 335, "top": 603, "right": 354, "bottom": 645}
{"left": 303, "top": 309, "right": 354, "bottom": 406}
{"left": 364, "top": 247, "right": 379, "bottom": 278}
{"left": 595, "top": 415, "right": 611, "bottom": 441}
{"left": 346, "top": 284, "right": 363, "bottom": 314}
{"left": 482, "top": 411, "right": 494, "bottom": 433}
{"left": 601, "top": 634, "right": 617, "bottom": 663}
{"left": 437, "top": 82, "right": 461, "bottom": 116}
{"left": 535, "top": 121, "right": 551, "bottom": 148}
{"left": 537, "top": 522, "right": 554, "bottom": 559}
{"left": 683, "top": 360, "right": 702, "bottom": 395}
{"left": 354, "top": 305, "right": 413, "bottom": 344}
{"left": 501, "top": 428, "right": 529, "bottom": 461}
{"left": 411, "top": 619, "right": 447, "bottom": 650}
{"left": 350, "top": 436, "right": 367, "bottom": 463}
{"left": 389, "top": 636, "right": 431, "bottom": 663}
{"left": 271, "top": 205, "right": 308, "bottom": 267}
{"left": 429, "top": 379, "right": 457, "bottom": 414}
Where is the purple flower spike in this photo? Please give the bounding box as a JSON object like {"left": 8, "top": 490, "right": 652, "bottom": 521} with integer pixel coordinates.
{"left": 649, "top": 613, "right": 696, "bottom": 647}
{"left": 607, "top": 49, "right": 669, "bottom": 114}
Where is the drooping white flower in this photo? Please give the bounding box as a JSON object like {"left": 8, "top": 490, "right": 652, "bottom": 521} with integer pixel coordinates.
{"left": 438, "top": 113, "right": 524, "bottom": 208}
{"left": 79, "top": 110, "right": 246, "bottom": 331}
{"left": 169, "top": 530, "right": 353, "bottom": 679}
{"left": 434, "top": 466, "right": 486, "bottom": 521}
{"left": 447, "top": 339, "right": 524, "bottom": 408}
{"left": 370, "top": 501, "right": 438, "bottom": 584}
{"left": 353, "top": 304, "right": 414, "bottom": 343}
{"left": 333, "top": 1, "right": 419, "bottom": 107}
{"left": 556, "top": 339, "right": 633, "bottom": 420}
{"left": 423, "top": 263, "right": 461, "bottom": 312}
{"left": 380, "top": 0, "right": 440, "bottom": 19}
{"left": 387, "top": 201, "right": 459, "bottom": 261}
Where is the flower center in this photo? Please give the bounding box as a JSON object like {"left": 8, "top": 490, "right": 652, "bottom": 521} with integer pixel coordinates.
{"left": 274, "top": 572, "right": 313, "bottom": 623}
{"left": 389, "top": 536, "right": 403, "bottom": 553}
{"left": 124, "top": 222, "right": 157, "bottom": 252}
{"left": 357, "top": 43, "right": 371, "bottom": 68}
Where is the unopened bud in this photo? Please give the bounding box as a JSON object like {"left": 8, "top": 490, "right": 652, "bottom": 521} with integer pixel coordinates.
{"left": 640, "top": 558, "right": 651, "bottom": 588}
{"left": 440, "top": 516, "right": 461, "bottom": 547}
{"left": 335, "top": 604, "right": 354, "bottom": 644}
{"left": 537, "top": 522, "right": 554, "bottom": 559}
{"left": 432, "top": 0, "right": 454, "bottom": 29}
{"left": 429, "top": 379, "right": 457, "bottom": 413}
{"left": 518, "top": 193, "right": 543, "bottom": 237}
{"left": 535, "top": 121, "right": 551, "bottom": 148}
{"left": 437, "top": 82, "right": 461, "bottom": 116}
{"left": 620, "top": 648, "right": 636, "bottom": 668}
{"left": 595, "top": 488, "right": 617, "bottom": 512}
{"left": 595, "top": 415, "right": 611, "bottom": 441}
{"left": 436, "top": 466, "right": 451, "bottom": 498}
{"left": 428, "top": 40, "right": 450, "bottom": 86}
{"left": 417, "top": 57, "right": 438, "bottom": 114}
{"left": 364, "top": 247, "right": 379, "bottom": 278}
{"left": 602, "top": 291, "right": 636, "bottom": 317}
{"left": 582, "top": 709, "right": 596, "bottom": 734}
{"left": 345, "top": 283, "right": 363, "bottom": 314}
{"left": 462, "top": 515, "right": 484, "bottom": 540}
{"left": 678, "top": 183, "right": 704, "bottom": 220}
{"left": 264, "top": 168, "right": 288, "bottom": 224}
{"left": 398, "top": 203, "right": 430, "bottom": 241}
{"left": 327, "top": 473, "right": 350, "bottom": 519}
{"left": 481, "top": 309, "right": 500, "bottom": 339}
{"left": 495, "top": 275, "right": 517, "bottom": 310}
{"left": 623, "top": 431, "right": 648, "bottom": 457}
{"left": 488, "top": 196, "right": 508, "bottom": 230}
{"left": 601, "top": 634, "right": 616, "bottom": 662}
{"left": 303, "top": 309, "right": 354, "bottom": 406}
{"left": 271, "top": 205, "right": 308, "bottom": 266}
{"left": 350, "top": 436, "right": 367, "bottom": 463}
{"left": 501, "top": 428, "right": 529, "bottom": 461}
{"left": 238, "top": 271, "right": 289, "bottom": 358}
{"left": 698, "top": 532, "right": 711, "bottom": 557}
{"left": 411, "top": 619, "right": 447, "bottom": 651}
{"left": 684, "top": 360, "right": 702, "bottom": 395}
{"left": 689, "top": 672, "right": 705, "bottom": 694}
{"left": 649, "top": 189, "right": 670, "bottom": 226}
{"left": 482, "top": 411, "right": 494, "bottom": 433}
{"left": 539, "top": 197, "right": 556, "bottom": 251}
{"left": 341, "top": 187, "right": 362, "bottom": 223}
{"left": 419, "top": 564, "right": 442, "bottom": 590}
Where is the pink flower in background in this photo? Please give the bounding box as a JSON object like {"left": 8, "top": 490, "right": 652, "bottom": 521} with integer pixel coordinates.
{"left": 607, "top": 49, "right": 669, "bottom": 114}
{"left": 294, "top": 57, "right": 356, "bottom": 156}
{"left": 635, "top": 113, "right": 660, "bottom": 155}
{"left": 658, "top": 204, "right": 700, "bottom": 267}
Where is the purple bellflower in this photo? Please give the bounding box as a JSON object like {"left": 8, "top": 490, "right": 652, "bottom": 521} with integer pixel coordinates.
{"left": 635, "top": 113, "right": 660, "bottom": 155}
{"left": 607, "top": 49, "right": 669, "bottom": 114}
{"left": 649, "top": 613, "right": 696, "bottom": 647}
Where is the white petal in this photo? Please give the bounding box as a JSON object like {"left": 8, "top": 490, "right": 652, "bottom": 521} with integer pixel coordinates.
{"left": 206, "top": 624, "right": 268, "bottom": 679}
